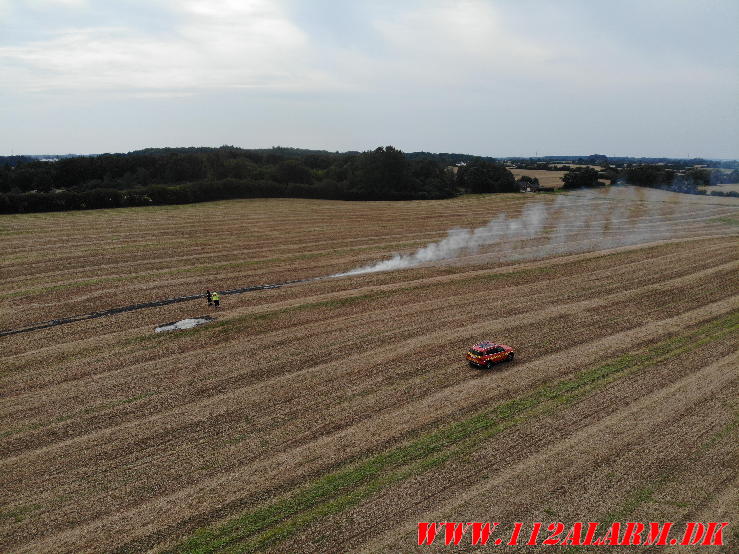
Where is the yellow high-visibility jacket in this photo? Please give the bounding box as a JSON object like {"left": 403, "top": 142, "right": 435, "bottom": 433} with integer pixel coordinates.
{"left": 211, "top": 292, "right": 220, "bottom": 301}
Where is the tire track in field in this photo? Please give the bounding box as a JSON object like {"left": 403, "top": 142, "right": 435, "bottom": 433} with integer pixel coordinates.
{"left": 8, "top": 219, "right": 734, "bottom": 319}
{"left": 9, "top": 202, "right": 734, "bottom": 284}
{"left": 291, "top": 325, "right": 738, "bottom": 552}
{"left": 5, "top": 198, "right": 739, "bottom": 548}
{"left": 675, "top": 476, "right": 739, "bottom": 553}
{"left": 6, "top": 191, "right": 734, "bottom": 284}
{"left": 4, "top": 237, "right": 733, "bottom": 461}
{"left": 7, "top": 262, "right": 731, "bottom": 467}
{"left": 4, "top": 232, "right": 727, "bottom": 337}
{"left": 9, "top": 299, "right": 737, "bottom": 554}
{"left": 4, "top": 250, "right": 735, "bottom": 455}
{"left": 0, "top": 278, "right": 314, "bottom": 337}
{"left": 3, "top": 239, "right": 735, "bottom": 437}
{"left": 2, "top": 252, "right": 732, "bottom": 486}
{"left": 5, "top": 210, "right": 735, "bottom": 331}
{"left": 5, "top": 234, "right": 705, "bottom": 352}
{"left": 359, "top": 350, "right": 739, "bottom": 553}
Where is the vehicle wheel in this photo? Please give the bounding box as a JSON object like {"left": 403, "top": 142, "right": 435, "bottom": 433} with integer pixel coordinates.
{"left": 469, "top": 361, "right": 476, "bottom": 368}
{"left": 507, "top": 353, "right": 514, "bottom": 362}
{"left": 485, "top": 361, "right": 494, "bottom": 369}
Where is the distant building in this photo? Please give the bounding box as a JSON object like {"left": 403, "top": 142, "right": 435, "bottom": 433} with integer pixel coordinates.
{"left": 445, "top": 162, "right": 467, "bottom": 176}
{"left": 517, "top": 177, "right": 540, "bottom": 192}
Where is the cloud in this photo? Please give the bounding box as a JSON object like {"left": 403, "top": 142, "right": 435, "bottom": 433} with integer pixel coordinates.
{"left": 367, "top": 0, "right": 736, "bottom": 93}
{"left": 350, "top": 1, "right": 546, "bottom": 93}
{"left": 0, "top": 0, "right": 325, "bottom": 94}
{"left": 375, "top": 1, "right": 553, "bottom": 68}
{"left": 27, "top": 0, "right": 88, "bottom": 7}
{"left": 0, "top": 0, "right": 736, "bottom": 156}
{"left": 3, "top": 0, "right": 736, "bottom": 98}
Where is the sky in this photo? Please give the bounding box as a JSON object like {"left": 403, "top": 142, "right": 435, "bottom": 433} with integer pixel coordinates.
{"left": 1, "top": 0, "right": 737, "bottom": 158}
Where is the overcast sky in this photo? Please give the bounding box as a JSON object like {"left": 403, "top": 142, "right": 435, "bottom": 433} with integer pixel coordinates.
{"left": 1, "top": 0, "right": 737, "bottom": 158}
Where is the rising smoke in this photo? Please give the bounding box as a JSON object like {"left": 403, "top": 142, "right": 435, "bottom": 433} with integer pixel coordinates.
{"left": 332, "top": 186, "right": 733, "bottom": 277}
{"left": 334, "top": 202, "right": 547, "bottom": 276}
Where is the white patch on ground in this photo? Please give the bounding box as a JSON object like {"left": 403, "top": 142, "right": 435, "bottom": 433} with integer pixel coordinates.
{"left": 155, "top": 317, "right": 213, "bottom": 333}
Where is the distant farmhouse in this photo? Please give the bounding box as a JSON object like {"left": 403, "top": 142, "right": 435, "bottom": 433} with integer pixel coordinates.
{"left": 445, "top": 161, "right": 467, "bottom": 176}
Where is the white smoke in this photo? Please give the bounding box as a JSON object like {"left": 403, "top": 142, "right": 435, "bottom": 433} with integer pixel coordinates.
{"left": 333, "top": 202, "right": 547, "bottom": 276}
{"left": 332, "top": 186, "right": 735, "bottom": 277}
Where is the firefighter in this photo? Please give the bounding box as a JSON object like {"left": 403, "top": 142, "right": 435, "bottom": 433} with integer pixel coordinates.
{"left": 206, "top": 290, "right": 212, "bottom": 306}
{"left": 211, "top": 290, "right": 220, "bottom": 308}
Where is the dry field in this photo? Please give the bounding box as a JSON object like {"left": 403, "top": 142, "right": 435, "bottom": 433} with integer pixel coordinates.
{"left": 510, "top": 169, "right": 568, "bottom": 189}
{"left": 2, "top": 187, "right": 738, "bottom": 552}
{"left": 703, "top": 183, "right": 739, "bottom": 194}
{"left": 555, "top": 164, "right": 604, "bottom": 170}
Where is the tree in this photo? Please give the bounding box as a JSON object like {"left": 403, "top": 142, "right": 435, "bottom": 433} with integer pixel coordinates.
{"left": 457, "top": 160, "right": 516, "bottom": 193}
{"left": 684, "top": 168, "right": 710, "bottom": 187}
{"left": 274, "top": 159, "right": 313, "bottom": 184}
{"left": 517, "top": 175, "right": 539, "bottom": 185}
{"left": 562, "top": 167, "right": 600, "bottom": 189}
{"left": 623, "top": 165, "right": 671, "bottom": 187}
{"left": 33, "top": 170, "right": 54, "bottom": 192}
{"left": 349, "top": 146, "right": 418, "bottom": 199}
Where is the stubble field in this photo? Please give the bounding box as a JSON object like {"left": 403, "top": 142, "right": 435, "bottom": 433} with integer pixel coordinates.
{"left": 509, "top": 169, "right": 568, "bottom": 189}
{"left": 2, "top": 187, "right": 738, "bottom": 552}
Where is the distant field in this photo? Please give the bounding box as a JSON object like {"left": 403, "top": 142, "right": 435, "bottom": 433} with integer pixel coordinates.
{"left": 704, "top": 182, "right": 739, "bottom": 194}
{"left": 510, "top": 169, "right": 567, "bottom": 189}
{"left": 2, "top": 189, "right": 738, "bottom": 552}
{"left": 554, "top": 163, "right": 604, "bottom": 170}
{"left": 511, "top": 168, "right": 611, "bottom": 189}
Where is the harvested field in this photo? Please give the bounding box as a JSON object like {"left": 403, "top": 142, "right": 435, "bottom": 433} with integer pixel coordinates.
{"left": 556, "top": 164, "right": 604, "bottom": 169}
{"left": 1, "top": 187, "right": 738, "bottom": 552}
{"left": 510, "top": 167, "right": 612, "bottom": 190}
{"left": 510, "top": 169, "right": 568, "bottom": 189}
{"left": 703, "top": 183, "right": 739, "bottom": 194}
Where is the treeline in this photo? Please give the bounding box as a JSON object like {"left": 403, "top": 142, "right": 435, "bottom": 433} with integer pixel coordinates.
{"left": 561, "top": 167, "right": 602, "bottom": 189}
{"left": 621, "top": 166, "right": 739, "bottom": 188}
{"left": 555, "top": 164, "right": 739, "bottom": 196}
{"left": 620, "top": 165, "right": 739, "bottom": 196}
{"left": 0, "top": 146, "right": 519, "bottom": 213}
{"left": 0, "top": 154, "right": 80, "bottom": 168}
{"left": 506, "top": 154, "right": 739, "bottom": 170}
{"left": 4, "top": 146, "right": 735, "bottom": 213}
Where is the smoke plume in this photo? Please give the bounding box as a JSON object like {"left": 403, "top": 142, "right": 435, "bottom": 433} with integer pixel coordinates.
{"left": 332, "top": 186, "right": 735, "bottom": 277}
{"left": 333, "top": 202, "right": 547, "bottom": 276}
